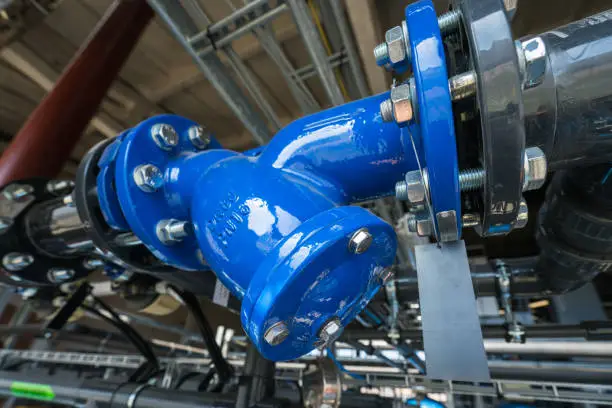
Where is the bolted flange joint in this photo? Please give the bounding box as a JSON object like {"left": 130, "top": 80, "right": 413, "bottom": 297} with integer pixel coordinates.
{"left": 374, "top": 9, "right": 462, "bottom": 71}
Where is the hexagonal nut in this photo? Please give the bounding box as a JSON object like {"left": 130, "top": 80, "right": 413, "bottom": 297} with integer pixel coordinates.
{"left": 416, "top": 217, "right": 432, "bottom": 237}
{"left": 189, "top": 125, "right": 211, "bottom": 149}
{"left": 151, "top": 123, "right": 179, "bottom": 150}
{"left": 2, "top": 184, "right": 34, "bottom": 201}
{"left": 264, "top": 321, "right": 289, "bottom": 346}
{"left": 514, "top": 199, "right": 529, "bottom": 229}
{"left": 390, "top": 84, "right": 413, "bottom": 124}
{"left": 319, "top": 318, "right": 342, "bottom": 346}
{"left": 321, "top": 319, "right": 341, "bottom": 338}
{"left": 156, "top": 219, "right": 190, "bottom": 244}
{"left": 404, "top": 170, "right": 425, "bottom": 205}
{"left": 385, "top": 25, "right": 406, "bottom": 64}
{"left": 520, "top": 37, "right": 546, "bottom": 89}
{"left": 133, "top": 164, "right": 163, "bottom": 192}
{"left": 348, "top": 228, "right": 372, "bottom": 254}
{"left": 523, "top": 146, "right": 547, "bottom": 191}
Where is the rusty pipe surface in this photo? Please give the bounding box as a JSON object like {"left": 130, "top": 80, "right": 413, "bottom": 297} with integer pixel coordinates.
{"left": 0, "top": 0, "right": 154, "bottom": 185}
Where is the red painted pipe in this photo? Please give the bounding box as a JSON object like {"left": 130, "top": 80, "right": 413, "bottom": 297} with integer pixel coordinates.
{"left": 0, "top": 0, "right": 155, "bottom": 185}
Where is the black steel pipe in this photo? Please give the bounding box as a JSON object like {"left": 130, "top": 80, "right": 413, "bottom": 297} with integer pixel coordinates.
{"left": 0, "top": 370, "right": 287, "bottom": 408}
{"left": 396, "top": 274, "right": 545, "bottom": 300}
{"left": 523, "top": 10, "right": 612, "bottom": 170}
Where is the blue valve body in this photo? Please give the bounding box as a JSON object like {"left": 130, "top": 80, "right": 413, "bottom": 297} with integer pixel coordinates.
{"left": 93, "top": 0, "right": 461, "bottom": 361}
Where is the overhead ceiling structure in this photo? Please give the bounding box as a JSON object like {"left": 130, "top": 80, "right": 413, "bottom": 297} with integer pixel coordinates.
{"left": 0, "top": 0, "right": 395, "bottom": 181}
{"left": 0, "top": 0, "right": 609, "bottom": 180}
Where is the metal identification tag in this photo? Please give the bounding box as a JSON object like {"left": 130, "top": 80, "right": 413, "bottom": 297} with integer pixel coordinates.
{"left": 415, "top": 240, "right": 490, "bottom": 381}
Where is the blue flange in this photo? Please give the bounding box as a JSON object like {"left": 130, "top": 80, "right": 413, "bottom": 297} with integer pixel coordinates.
{"left": 100, "top": 114, "right": 221, "bottom": 270}
{"left": 241, "top": 206, "right": 396, "bottom": 361}
{"left": 97, "top": 133, "right": 130, "bottom": 231}
{"left": 406, "top": 0, "right": 462, "bottom": 240}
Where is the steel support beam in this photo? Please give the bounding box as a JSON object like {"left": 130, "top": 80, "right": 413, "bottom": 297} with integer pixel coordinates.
{"left": 329, "top": 0, "right": 369, "bottom": 98}
{"left": 0, "top": 0, "right": 154, "bottom": 185}
{"left": 147, "top": 0, "right": 271, "bottom": 145}
{"left": 224, "top": 48, "right": 282, "bottom": 132}
{"left": 255, "top": 27, "right": 320, "bottom": 113}
{"left": 287, "top": 0, "right": 345, "bottom": 106}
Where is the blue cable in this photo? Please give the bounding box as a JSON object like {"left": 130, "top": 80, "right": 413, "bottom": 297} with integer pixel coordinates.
{"left": 327, "top": 348, "right": 366, "bottom": 380}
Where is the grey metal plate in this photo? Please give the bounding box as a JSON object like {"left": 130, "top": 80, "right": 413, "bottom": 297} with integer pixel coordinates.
{"left": 415, "top": 241, "right": 490, "bottom": 381}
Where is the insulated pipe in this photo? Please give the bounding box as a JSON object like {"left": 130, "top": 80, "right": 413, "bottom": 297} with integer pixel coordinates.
{"left": 0, "top": 0, "right": 154, "bottom": 185}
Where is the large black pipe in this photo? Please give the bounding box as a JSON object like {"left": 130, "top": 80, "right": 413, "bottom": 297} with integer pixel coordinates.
{"left": 0, "top": 371, "right": 287, "bottom": 408}
{"left": 523, "top": 10, "right": 612, "bottom": 169}
{"left": 396, "top": 274, "right": 544, "bottom": 300}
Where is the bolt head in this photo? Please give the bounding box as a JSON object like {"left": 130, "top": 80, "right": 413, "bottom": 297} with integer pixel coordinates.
{"left": 156, "top": 219, "right": 191, "bottom": 245}
{"left": 416, "top": 217, "right": 432, "bottom": 237}
{"left": 523, "top": 146, "right": 547, "bottom": 191}
{"left": 264, "top": 321, "right": 290, "bottom": 346}
{"left": 385, "top": 25, "right": 406, "bottom": 64}
{"left": 20, "top": 288, "right": 38, "bottom": 299}
{"left": 521, "top": 37, "right": 546, "bottom": 89}
{"left": 318, "top": 318, "right": 342, "bottom": 349}
{"left": 47, "top": 268, "right": 75, "bottom": 283}
{"left": 188, "top": 125, "right": 211, "bottom": 149}
{"left": 46, "top": 180, "right": 75, "bottom": 196}
{"left": 2, "top": 184, "right": 34, "bottom": 201}
{"left": 83, "top": 258, "right": 105, "bottom": 270}
{"left": 151, "top": 123, "right": 179, "bottom": 151}
{"left": 133, "top": 164, "right": 164, "bottom": 192}
{"left": 348, "top": 228, "right": 373, "bottom": 254}
{"left": 404, "top": 170, "right": 426, "bottom": 205}
{"left": 390, "top": 84, "right": 413, "bottom": 124}
{"left": 514, "top": 199, "right": 529, "bottom": 229}
{"left": 62, "top": 195, "right": 74, "bottom": 207}
{"left": 2, "top": 252, "right": 34, "bottom": 271}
